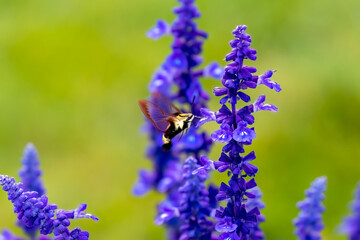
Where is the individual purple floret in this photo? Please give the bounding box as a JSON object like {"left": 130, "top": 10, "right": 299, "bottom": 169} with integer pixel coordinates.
{"left": 146, "top": 20, "right": 171, "bottom": 40}
{"left": 0, "top": 175, "right": 98, "bottom": 240}
{"left": 19, "top": 143, "right": 45, "bottom": 196}
{"left": 339, "top": 182, "right": 360, "bottom": 240}
{"left": 155, "top": 156, "right": 214, "bottom": 240}
{"left": 293, "top": 176, "right": 327, "bottom": 240}
{"left": 198, "top": 25, "right": 281, "bottom": 239}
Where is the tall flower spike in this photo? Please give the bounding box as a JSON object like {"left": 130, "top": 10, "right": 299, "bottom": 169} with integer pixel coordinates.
{"left": 198, "top": 25, "right": 281, "bottom": 240}
{"left": 155, "top": 156, "right": 214, "bottom": 240}
{"left": 136, "top": 0, "right": 219, "bottom": 237}
{"left": 338, "top": 181, "right": 360, "bottom": 240}
{"left": 293, "top": 176, "right": 327, "bottom": 240}
{"left": 0, "top": 175, "right": 98, "bottom": 239}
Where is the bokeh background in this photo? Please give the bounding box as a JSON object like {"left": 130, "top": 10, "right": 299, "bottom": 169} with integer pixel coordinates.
{"left": 0, "top": 0, "right": 359, "bottom": 239}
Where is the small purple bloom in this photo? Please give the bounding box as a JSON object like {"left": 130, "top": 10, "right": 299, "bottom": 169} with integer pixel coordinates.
{"left": 253, "top": 95, "right": 278, "bottom": 113}
{"left": 293, "top": 176, "right": 327, "bottom": 240}
{"left": 197, "top": 108, "right": 216, "bottom": 128}
{"left": 257, "top": 70, "right": 281, "bottom": 92}
{"left": 155, "top": 205, "right": 180, "bottom": 225}
{"left": 233, "top": 121, "right": 256, "bottom": 143}
{"left": 166, "top": 50, "right": 188, "bottom": 70}
{"left": 146, "top": 20, "right": 170, "bottom": 40}
{"left": 215, "top": 217, "right": 238, "bottom": 233}
{"left": 204, "top": 62, "right": 224, "bottom": 79}
{"left": 211, "top": 124, "right": 233, "bottom": 143}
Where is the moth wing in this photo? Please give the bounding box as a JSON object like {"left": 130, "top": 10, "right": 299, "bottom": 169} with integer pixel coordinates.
{"left": 138, "top": 100, "right": 171, "bottom": 133}
{"left": 151, "top": 92, "right": 181, "bottom": 115}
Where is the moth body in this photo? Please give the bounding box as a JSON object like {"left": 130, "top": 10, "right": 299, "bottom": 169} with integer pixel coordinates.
{"left": 138, "top": 93, "right": 195, "bottom": 151}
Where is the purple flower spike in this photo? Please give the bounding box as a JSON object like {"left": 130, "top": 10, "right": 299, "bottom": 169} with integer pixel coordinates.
{"left": 293, "top": 176, "right": 327, "bottom": 240}
{"left": 155, "top": 157, "right": 214, "bottom": 239}
{"left": 0, "top": 175, "right": 97, "bottom": 239}
{"left": 199, "top": 25, "right": 280, "bottom": 240}
{"left": 146, "top": 20, "right": 170, "bottom": 40}
{"left": 19, "top": 143, "right": 45, "bottom": 196}
{"left": 339, "top": 182, "right": 360, "bottom": 240}
{"left": 136, "top": 0, "right": 217, "bottom": 208}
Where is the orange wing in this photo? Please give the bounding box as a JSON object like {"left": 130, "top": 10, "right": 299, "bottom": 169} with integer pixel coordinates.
{"left": 138, "top": 100, "right": 171, "bottom": 133}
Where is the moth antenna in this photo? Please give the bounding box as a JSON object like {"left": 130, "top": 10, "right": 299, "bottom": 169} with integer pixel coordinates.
{"left": 191, "top": 96, "right": 196, "bottom": 107}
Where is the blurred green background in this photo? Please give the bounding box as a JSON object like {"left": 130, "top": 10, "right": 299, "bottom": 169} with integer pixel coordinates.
{"left": 0, "top": 0, "right": 359, "bottom": 239}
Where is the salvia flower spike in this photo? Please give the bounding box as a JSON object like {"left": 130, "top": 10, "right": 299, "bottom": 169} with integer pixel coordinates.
{"left": 293, "top": 176, "right": 327, "bottom": 240}
{"left": 0, "top": 175, "right": 98, "bottom": 239}
{"left": 198, "top": 25, "right": 281, "bottom": 240}
{"left": 0, "top": 145, "right": 98, "bottom": 240}
{"left": 155, "top": 156, "right": 214, "bottom": 240}
{"left": 339, "top": 181, "right": 360, "bottom": 240}
{"left": 134, "top": 0, "right": 216, "bottom": 198}
{"left": 134, "top": 0, "right": 221, "bottom": 238}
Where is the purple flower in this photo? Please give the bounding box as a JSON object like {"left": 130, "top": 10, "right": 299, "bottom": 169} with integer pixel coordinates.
{"left": 146, "top": 20, "right": 170, "bottom": 40}
{"left": 155, "top": 204, "right": 180, "bottom": 225}
{"left": 233, "top": 121, "right": 256, "bottom": 143}
{"left": 200, "top": 25, "right": 281, "bottom": 240}
{"left": 135, "top": 0, "right": 216, "bottom": 200}
{"left": 0, "top": 175, "right": 98, "bottom": 239}
{"left": 339, "top": 181, "right": 360, "bottom": 240}
{"left": 253, "top": 95, "right": 278, "bottom": 113}
{"left": 293, "top": 176, "right": 327, "bottom": 240}
{"left": 156, "top": 157, "right": 214, "bottom": 239}
{"left": 257, "top": 70, "right": 281, "bottom": 92}
{"left": 215, "top": 217, "right": 238, "bottom": 233}
{"left": 211, "top": 124, "right": 233, "bottom": 143}
{"left": 196, "top": 108, "right": 216, "bottom": 128}
{"left": 204, "top": 62, "right": 224, "bottom": 79}
{"left": 135, "top": 2, "right": 220, "bottom": 239}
